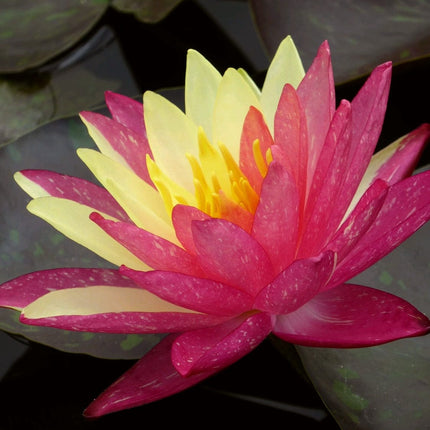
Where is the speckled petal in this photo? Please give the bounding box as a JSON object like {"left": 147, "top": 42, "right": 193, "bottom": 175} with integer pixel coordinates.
{"left": 329, "top": 170, "right": 430, "bottom": 286}
{"left": 171, "top": 204, "right": 211, "bottom": 254}
{"left": 333, "top": 62, "right": 392, "bottom": 222}
{"left": 324, "top": 179, "right": 388, "bottom": 264}
{"left": 121, "top": 267, "right": 254, "bottom": 317}
{"left": 80, "top": 111, "right": 153, "bottom": 184}
{"left": 192, "top": 218, "right": 275, "bottom": 295}
{"left": 298, "top": 100, "right": 352, "bottom": 256}
{"left": 77, "top": 148, "right": 175, "bottom": 243}
{"left": 84, "top": 334, "right": 219, "bottom": 417}
{"left": 273, "top": 284, "right": 430, "bottom": 347}
{"left": 254, "top": 251, "right": 335, "bottom": 314}
{"left": 171, "top": 312, "right": 272, "bottom": 376}
{"left": 14, "top": 170, "right": 129, "bottom": 221}
{"left": 105, "top": 91, "right": 145, "bottom": 137}
{"left": 297, "top": 40, "right": 335, "bottom": 189}
{"left": 0, "top": 268, "right": 135, "bottom": 310}
{"left": 273, "top": 83, "right": 308, "bottom": 203}
{"left": 348, "top": 123, "right": 430, "bottom": 212}
{"left": 20, "top": 286, "right": 226, "bottom": 333}
{"left": 240, "top": 106, "right": 274, "bottom": 194}
{"left": 252, "top": 162, "right": 299, "bottom": 271}
{"left": 90, "top": 212, "right": 201, "bottom": 275}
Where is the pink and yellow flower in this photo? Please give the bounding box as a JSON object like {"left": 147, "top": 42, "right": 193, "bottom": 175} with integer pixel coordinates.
{"left": 1, "top": 36, "right": 429, "bottom": 416}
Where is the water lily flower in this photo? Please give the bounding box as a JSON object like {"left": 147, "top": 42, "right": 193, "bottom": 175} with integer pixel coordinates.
{"left": 1, "top": 36, "right": 430, "bottom": 417}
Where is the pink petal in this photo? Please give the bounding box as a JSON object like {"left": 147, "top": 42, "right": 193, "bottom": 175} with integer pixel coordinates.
{"left": 80, "top": 111, "right": 153, "bottom": 185}
{"left": 90, "top": 212, "right": 202, "bottom": 276}
{"left": 171, "top": 312, "right": 272, "bottom": 376}
{"left": 326, "top": 62, "right": 391, "bottom": 231}
{"left": 191, "top": 218, "right": 275, "bottom": 295}
{"left": 104, "top": 91, "right": 146, "bottom": 137}
{"left": 298, "top": 100, "right": 352, "bottom": 256}
{"left": 273, "top": 83, "right": 308, "bottom": 204}
{"left": 371, "top": 123, "right": 430, "bottom": 186}
{"left": 324, "top": 179, "right": 388, "bottom": 264}
{"left": 0, "top": 268, "right": 134, "bottom": 310}
{"left": 171, "top": 204, "right": 210, "bottom": 254}
{"left": 18, "top": 170, "right": 129, "bottom": 221}
{"left": 84, "top": 334, "right": 218, "bottom": 417}
{"left": 253, "top": 250, "right": 335, "bottom": 314}
{"left": 330, "top": 170, "right": 430, "bottom": 286}
{"left": 252, "top": 162, "right": 299, "bottom": 271}
{"left": 296, "top": 40, "right": 335, "bottom": 189}
{"left": 273, "top": 283, "right": 430, "bottom": 347}
{"left": 120, "top": 267, "right": 254, "bottom": 317}
{"left": 239, "top": 106, "right": 274, "bottom": 194}
{"left": 20, "top": 310, "right": 227, "bottom": 334}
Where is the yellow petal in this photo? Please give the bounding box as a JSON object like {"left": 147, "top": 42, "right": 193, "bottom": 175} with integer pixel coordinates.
{"left": 185, "top": 49, "right": 222, "bottom": 139}
{"left": 77, "top": 148, "right": 177, "bottom": 243}
{"left": 261, "top": 35, "right": 305, "bottom": 133}
{"left": 14, "top": 171, "right": 49, "bottom": 198}
{"left": 22, "top": 286, "right": 196, "bottom": 319}
{"left": 80, "top": 114, "right": 131, "bottom": 170}
{"left": 237, "top": 67, "right": 261, "bottom": 99}
{"left": 27, "top": 197, "right": 149, "bottom": 270}
{"left": 144, "top": 91, "right": 198, "bottom": 191}
{"left": 212, "top": 68, "right": 261, "bottom": 161}
{"left": 146, "top": 155, "right": 196, "bottom": 215}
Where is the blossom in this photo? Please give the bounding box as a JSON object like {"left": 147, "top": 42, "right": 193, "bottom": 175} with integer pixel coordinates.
{"left": 1, "top": 36, "right": 430, "bottom": 416}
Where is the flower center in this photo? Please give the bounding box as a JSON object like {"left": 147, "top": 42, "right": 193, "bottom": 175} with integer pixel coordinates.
{"left": 147, "top": 127, "right": 272, "bottom": 230}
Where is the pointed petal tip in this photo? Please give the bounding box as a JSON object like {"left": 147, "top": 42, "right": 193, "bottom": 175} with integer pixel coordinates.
{"left": 104, "top": 90, "right": 140, "bottom": 105}
{"left": 13, "top": 170, "right": 25, "bottom": 182}
{"left": 89, "top": 211, "right": 104, "bottom": 223}
{"left": 104, "top": 89, "right": 115, "bottom": 98}
{"left": 338, "top": 98, "right": 351, "bottom": 110}
{"left": 374, "top": 61, "right": 392, "bottom": 77}
{"left": 78, "top": 110, "right": 98, "bottom": 124}
{"left": 417, "top": 122, "right": 430, "bottom": 135}
{"left": 319, "top": 39, "right": 331, "bottom": 53}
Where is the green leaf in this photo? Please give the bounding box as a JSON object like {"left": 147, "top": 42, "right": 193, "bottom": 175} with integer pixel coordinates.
{"left": 0, "top": 0, "right": 109, "bottom": 73}
{"left": 0, "top": 27, "right": 139, "bottom": 147}
{"left": 296, "top": 196, "right": 430, "bottom": 430}
{"left": 112, "top": 0, "right": 183, "bottom": 23}
{"left": 250, "top": 0, "right": 430, "bottom": 83}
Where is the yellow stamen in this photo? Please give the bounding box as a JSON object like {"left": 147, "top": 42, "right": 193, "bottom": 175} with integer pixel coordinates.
{"left": 218, "top": 142, "right": 243, "bottom": 182}
{"left": 147, "top": 127, "right": 263, "bottom": 224}
{"left": 146, "top": 155, "right": 195, "bottom": 214}
{"left": 198, "top": 128, "right": 230, "bottom": 192}
{"left": 266, "top": 147, "right": 273, "bottom": 165}
{"left": 211, "top": 174, "right": 222, "bottom": 193}
{"left": 253, "top": 139, "right": 268, "bottom": 177}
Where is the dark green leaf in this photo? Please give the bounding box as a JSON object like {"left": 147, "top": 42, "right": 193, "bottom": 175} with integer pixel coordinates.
{"left": 112, "top": 0, "right": 183, "bottom": 22}
{"left": 250, "top": 0, "right": 430, "bottom": 82}
{"left": 0, "top": 27, "right": 139, "bottom": 147}
{"left": 0, "top": 0, "right": 109, "bottom": 73}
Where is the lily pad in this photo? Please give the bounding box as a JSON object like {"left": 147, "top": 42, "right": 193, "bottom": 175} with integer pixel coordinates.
{"left": 0, "top": 112, "right": 162, "bottom": 359}
{"left": 296, "top": 202, "right": 430, "bottom": 429}
{"left": 0, "top": 0, "right": 109, "bottom": 73}
{"left": 112, "top": 0, "right": 183, "bottom": 22}
{"left": 0, "top": 26, "right": 139, "bottom": 147}
{"left": 250, "top": 0, "right": 430, "bottom": 82}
